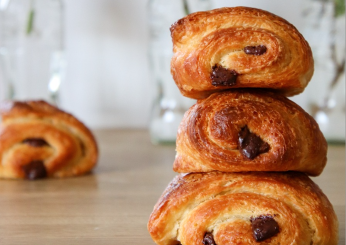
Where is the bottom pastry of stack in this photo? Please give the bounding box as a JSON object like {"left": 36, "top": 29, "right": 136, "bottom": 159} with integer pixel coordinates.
{"left": 148, "top": 172, "right": 338, "bottom": 245}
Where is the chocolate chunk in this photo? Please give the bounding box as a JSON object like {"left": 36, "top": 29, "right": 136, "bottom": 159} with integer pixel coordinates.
{"left": 203, "top": 232, "right": 216, "bottom": 245}
{"left": 22, "top": 138, "right": 49, "bottom": 147}
{"left": 211, "top": 64, "right": 238, "bottom": 86}
{"left": 244, "top": 45, "right": 267, "bottom": 55}
{"left": 79, "top": 140, "right": 86, "bottom": 156}
{"left": 251, "top": 215, "right": 280, "bottom": 242}
{"left": 238, "top": 126, "right": 270, "bottom": 159}
{"left": 21, "top": 160, "right": 47, "bottom": 180}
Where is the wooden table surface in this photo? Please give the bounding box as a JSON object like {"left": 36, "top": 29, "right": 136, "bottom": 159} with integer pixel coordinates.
{"left": 0, "top": 129, "right": 344, "bottom": 244}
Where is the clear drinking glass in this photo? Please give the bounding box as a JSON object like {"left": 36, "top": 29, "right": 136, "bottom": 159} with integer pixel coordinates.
{"left": 147, "top": 0, "right": 212, "bottom": 144}
{"left": 0, "top": 0, "right": 65, "bottom": 105}
{"left": 301, "top": 0, "right": 345, "bottom": 143}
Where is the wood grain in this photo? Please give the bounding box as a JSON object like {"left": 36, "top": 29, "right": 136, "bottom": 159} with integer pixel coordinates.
{"left": 0, "top": 129, "right": 344, "bottom": 244}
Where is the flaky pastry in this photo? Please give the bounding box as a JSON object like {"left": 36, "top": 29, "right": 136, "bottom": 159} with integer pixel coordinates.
{"left": 170, "top": 7, "right": 314, "bottom": 99}
{"left": 148, "top": 172, "right": 338, "bottom": 245}
{"left": 0, "top": 100, "right": 98, "bottom": 179}
{"left": 174, "top": 90, "right": 327, "bottom": 176}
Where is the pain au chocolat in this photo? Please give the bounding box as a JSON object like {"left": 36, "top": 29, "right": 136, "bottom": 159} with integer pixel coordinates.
{"left": 170, "top": 7, "right": 314, "bottom": 99}
{"left": 174, "top": 90, "right": 327, "bottom": 176}
{"left": 148, "top": 172, "right": 338, "bottom": 245}
{"left": 0, "top": 100, "right": 98, "bottom": 179}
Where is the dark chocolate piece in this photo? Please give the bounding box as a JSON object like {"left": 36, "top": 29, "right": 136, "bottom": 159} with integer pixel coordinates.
{"left": 22, "top": 138, "right": 49, "bottom": 147}
{"left": 244, "top": 45, "right": 267, "bottom": 55}
{"left": 21, "top": 160, "right": 47, "bottom": 180}
{"left": 238, "top": 126, "right": 270, "bottom": 159}
{"left": 211, "top": 64, "right": 238, "bottom": 86}
{"left": 203, "top": 232, "right": 216, "bottom": 245}
{"left": 79, "top": 140, "right": 86, "bottom": 156}
{"left": 251, "top": 215, "right": 280, "bottom": 242}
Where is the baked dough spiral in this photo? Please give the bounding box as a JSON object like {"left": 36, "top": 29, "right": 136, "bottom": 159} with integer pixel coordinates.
{"left": 170, "top": 7, "right": 314, "bottom": 99}
{"left": 0, "top": 100, "right": 98, "bottom": 179}
{"left": 174, "top": 90, "right": 327, "bottom": 176}
{"left": 148, "top": 172, "right": 338, "bottom": 245}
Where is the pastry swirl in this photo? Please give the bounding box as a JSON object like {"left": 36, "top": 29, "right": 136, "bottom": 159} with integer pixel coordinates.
{"left": 170, "top": 7, "right": 314, "bottom": 99}
{"left": 0, "top": 100, "right": 98, "bottom": 179}
{"left": 148, "top": 172, "right": 338, "bottom": 245}
{"left": 174, "top": 90, "right": 327, "bottom": 176}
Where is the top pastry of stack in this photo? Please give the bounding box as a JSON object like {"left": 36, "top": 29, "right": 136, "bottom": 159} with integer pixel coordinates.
{"left": 169, "top": 7, "right": 327, "bottom": 176}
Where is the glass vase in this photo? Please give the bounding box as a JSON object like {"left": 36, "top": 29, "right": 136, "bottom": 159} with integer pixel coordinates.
{"left": 0, "top": 0, "right": 65, "bottom": 105}
{"left": 147, "top": 0, "right": 212, "bottom": 144}
{"left": 301, "top": 0, "right": 345, "bottom": 143}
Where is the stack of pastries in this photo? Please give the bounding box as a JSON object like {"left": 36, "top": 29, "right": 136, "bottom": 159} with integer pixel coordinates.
{"left": 148, "top": 7, "right": 338, "bottom": 245}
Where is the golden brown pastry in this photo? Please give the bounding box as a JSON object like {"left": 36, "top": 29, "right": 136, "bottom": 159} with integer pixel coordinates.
{"left": 148, "top": 172, "right": 338, "bottom": 245}
{"left": 0, "top": 100, "right": 98, "bottom": 179}
{"left": 170, "top": 7, "right": 314, "bottom": 99}
{"left": 174, "top": 89, "right": 327, "bottom": 176}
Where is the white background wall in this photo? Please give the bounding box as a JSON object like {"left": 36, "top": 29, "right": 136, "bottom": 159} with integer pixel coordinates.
{"left": 58, "top": 0, "right": 306, "bottom": 129}
{"left": 60, "top": 0, "right": 151, "bottom": 128}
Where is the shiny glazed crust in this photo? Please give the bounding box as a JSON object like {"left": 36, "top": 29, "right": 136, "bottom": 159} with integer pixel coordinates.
{"left": 148, "top": 172, "right": 338, "bottom": 245}
{"left": 174, "top": 90, "right": 327, "bottom": 176}
{"left": 170, "top": 7, "right": 314, "bottom": 99}
{"left": 0, "top": 100, "right": 98, "bottom": 179}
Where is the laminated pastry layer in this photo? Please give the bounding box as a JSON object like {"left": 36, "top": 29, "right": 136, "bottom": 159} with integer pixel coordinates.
{"left": 174, "top": 90, "right": 327, "bottom": 176}
{"left": 0, "top": 100, "right": 98, "bottom": 179}
{"left": 170, "top": 7, "right": 314, "bottom": 99}
{"left": 148, "top": 172, "right": 338, "bottom": 245}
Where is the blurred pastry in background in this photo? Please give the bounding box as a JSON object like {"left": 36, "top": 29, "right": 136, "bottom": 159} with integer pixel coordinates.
{"left": 0, "top": 100, "right": 98, "bottom": 180}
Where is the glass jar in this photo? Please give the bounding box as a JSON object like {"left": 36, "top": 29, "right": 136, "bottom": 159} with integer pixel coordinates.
{"left": 147, "top": 0, "right": 212, "bottom": 144}
{"left": 301, "top": 0, "right": 345, "bottom": 143}
{"left": 0, "top": 0, "right": 65, "bottom": 105}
